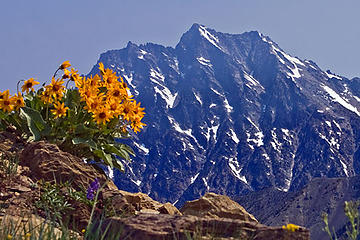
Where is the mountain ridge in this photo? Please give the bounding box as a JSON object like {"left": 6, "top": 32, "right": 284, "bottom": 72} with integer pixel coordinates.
{"left": 88, "top": 23, "right": 360, "bottom": 208}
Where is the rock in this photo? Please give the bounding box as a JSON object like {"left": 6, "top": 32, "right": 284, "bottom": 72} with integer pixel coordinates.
{"left": 180, "top": 192, "right": 257, "bottom": 223}
{"left": 102, "top": 190, "right": 181, "bottom": 216}
{"left": 102, "top": 213, "right": 310, "bottom": 240}
{"left": 158, "top": 202, "right": 180, "bottom": 215}
{"left": 19, "top": 141, "right": 117, "bottom": 191}
{"left": 1, "top": 133, "right": 309, "bottom": 239}
{"left": 8, "top": 185, "right": 31, "bottom": 193}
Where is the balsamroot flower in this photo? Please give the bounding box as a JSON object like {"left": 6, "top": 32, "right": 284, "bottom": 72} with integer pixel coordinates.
{"left": 87, "top": 178, "right": 100, "bottom": 200}
{"left": 48, "top": 77, "right": 65, "bottom": 99}
{"left": 59, "top": 60, "right": 71, "bottom": 70}
{"left": 0, "top": 90, "right": 14, "bottom": 113}
{"left": 282, "top": 223, "right": 300, "bottom": 232}
{"left": 12, "top": 92, "right": 25, "bottom": 111}
{"left": 51, "top": 102, "right": 69, "bottom": 119}
{"left": 92, "top": 106, "right": 112, "bottom": 125}
{"left": 21, "top": 78, "right": 39, "bottom": 93}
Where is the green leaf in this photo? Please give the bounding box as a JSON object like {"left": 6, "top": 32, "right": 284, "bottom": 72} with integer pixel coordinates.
{"left": 103, "top": 143, "right": 130, "bottom": 161}
{"left": 72, "top": 137, "right": 97, "bottom": 149}
{"left": 92, "top": 149, "right": 113, "bottom": 168}
{"left": 74, "top": 124, "right": 95, "bottom": 137}
{"left": 0, "top": 110, "right": 8, "bottom": 120}
{"left": 112, "top": 156, "right": 125, "bottom": 172}
{"left": 20, "top": 107, "right": 50, "bottom": 141}
{"left": 65, "top": 89, "right": 80, "bottom": 108}
{"left": 119, "top": 144, "right": 135, "bottom": 156}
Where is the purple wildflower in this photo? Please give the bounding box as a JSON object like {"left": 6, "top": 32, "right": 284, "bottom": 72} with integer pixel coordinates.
{"left": 87, "top": 178, "right": 100, "bottom": 200}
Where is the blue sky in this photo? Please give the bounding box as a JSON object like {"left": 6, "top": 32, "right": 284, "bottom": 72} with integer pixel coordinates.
{"left": 1, "top": 0, "right": 359, "bottom": 93}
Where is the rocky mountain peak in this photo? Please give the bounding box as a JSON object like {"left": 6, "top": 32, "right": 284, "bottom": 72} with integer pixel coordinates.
{"left": 89, "top": 24, "right": 360, "bottom": 210}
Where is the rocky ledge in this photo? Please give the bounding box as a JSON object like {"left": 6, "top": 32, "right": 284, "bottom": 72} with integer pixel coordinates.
{"left": 0, "top": 130, "right": 309, "bottom": 239}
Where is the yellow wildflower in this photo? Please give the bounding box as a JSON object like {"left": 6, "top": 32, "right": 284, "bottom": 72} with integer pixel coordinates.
{"left": 119, "top": 99, "right": 135, "bottom": 122}
{"left": 107, "top": 98, "right": 121, "bottom": 117}
{"left": 84, "top": 96, "right": 102, "bottom": 114}
{"left": 102, "top": 68, "right": 118, "bottom": 88}
{"left": 69, "top": 68, "right": 80, "bottom": 81}
{"left": 51, "top": 102, "right": 69, "bottom": 119}
{"left": 81, "top": 229, "right": 86, "bottom": 233}
{"left": 12, "top": 92, "right": 25, "bottom": 111}
{"left": 131, "top": 100, "right": 145, "bottom": 121}
{"left": 282, "top": 223, "right": 300, "bottom": 232}
{"left": 92, "top": 106, "right": 112, "bottom": 125}
{"left": 0, "top": 90, "right": 14, "bottom": 113}
{"left": 131, "top": 118, "right": 146, "bottom": 133}
{"left": 107, "top": 85, "right": 127, "bottom": 101}
{"left": 98, "top": 62, "right": 105, "bottom": 74}
{"left": 7, "top": 234, "right": 12, "bottom": 240}
{"left": 59, "top": 60, "right": 71, "bottom": 70}
{"left": 79, "top": 85, "right": 98, "bottom": 102}
{"left": 25, "top": 233, "right": 31, "bottom": 239}
{"left": 40, "top": 86, "right": 53, "bottom": 104}
{"left": 48, "top": 77, "right": 65, "bottom": 99}
{"left": 62, "top": 68, "right": 71, "bottom": 79}
{"left": 86, "top": 75, "right": 101, "bottom": 88}
{"left": 21, "top": 78, "right": 39, "bottom": 93}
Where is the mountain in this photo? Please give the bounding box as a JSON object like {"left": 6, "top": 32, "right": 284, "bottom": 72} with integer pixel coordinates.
{"left": 237, "top": 175, "right": 360, "bottom": 239}
{"left": 88, "top": 23, "right": 360, "bottom": 208}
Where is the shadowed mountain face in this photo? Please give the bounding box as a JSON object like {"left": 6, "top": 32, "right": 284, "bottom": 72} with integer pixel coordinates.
{"left": 89, "top": 23, "right": 360, "bottom": 207}
{"left": 237, "top": 176, "right": 360, "bottom": 240}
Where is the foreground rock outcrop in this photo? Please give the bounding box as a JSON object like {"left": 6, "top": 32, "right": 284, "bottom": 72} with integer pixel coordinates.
{"left": 0, "top": 130, "right": 310, "bottom": 239}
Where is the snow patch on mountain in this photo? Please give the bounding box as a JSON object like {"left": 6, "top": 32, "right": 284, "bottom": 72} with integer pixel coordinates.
{"left": 197, "top": 57, "right": 213, "bottom": 68}
{"left": 138, "top": 49, "right": 148, "bottom": 60}
{"left": 247, "top": 131, "right": 264, "bottom": 148}
{"left": 223, "top": 98, "right": 233, "bottom": 114}
{"left": 134, "top": 142, "right": 149, "bottom": 155}
{"left": 193, "top": 91, "right": 202, "bottom": 105}
{"left": 325, "top": 71, "right": 342, "bottom": 80}
{"left": 340, "top": 160, "right": 349, "bottom": 177}
{"left": 198, "top": 25, "right": 222, "bottom": 51}
{"left": 131, "top": 179, "right": 142, "bottom": 186}
{"left": 229, "top": 128, "right": 239, "bottom": 144}
{"left": 150, "top": 68, "right": 165, "bottom": 85}
{"left": 168, "top": 116, "right": 192, "bottom": 137}
{"left": 322, "top": 85, "right": 360, "bottom": 116}
{"left": 228, "top": 157, "right": 247, "bottom": 184}
{"left": 190, "top": 173, "right": 200, "bottom": 184}
{"left": 243, "top": 71, "right": 263, "bottom": 88}
{"left": 154, "top": 86, "right": 178, "bottom": 109}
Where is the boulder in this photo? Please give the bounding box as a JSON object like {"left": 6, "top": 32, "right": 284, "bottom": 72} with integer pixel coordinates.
{"left": 102, "top": 213, "right": 310, "bottom": 240}
{"left": 102, "top": 190, "right": 181, "bottom": 216}
{"left": 180, "top": 192, "right": 257, "bottom": 223}
{"left": 19, "top": 141, "right": 117, "bottom": 191}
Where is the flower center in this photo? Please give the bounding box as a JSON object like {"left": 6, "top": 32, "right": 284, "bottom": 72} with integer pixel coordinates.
{"left": 52, "top": 85, "right": 60, "bottom": 91}
{"left": 4, "top": 100, "right": 10, "bottom": 106}
{"left": 113, "top": 90, "right": 120, "bottom": 97}
{"left": 91, "top": 102, "right": 97, "bottom": 109}
{"left": 26, "top": 82, "right": 33, "bottom": 88}
{"left": 99, "top": 112, "right": 106, "bottom": 119}
{"left": 110, "top": 104, "right": 117, "bottom": 111}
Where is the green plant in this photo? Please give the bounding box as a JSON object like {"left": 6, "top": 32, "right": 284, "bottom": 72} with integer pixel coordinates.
{"left": 35, "top": 181, "right": 73, "bottom": 223}
{"left": 0, "top": 150, "right": 19, "bottom": 177}
{"left": 344, "top": 201, "right": 360, "bottom": 240}
{"left": 0, "top": 61, "right": 146, "bottom": 172}
{"left": 0, "top": 213, "right": 80, "bottom": 240}
{"left": 322, "top": 200, "right": 360, "bottom": 240}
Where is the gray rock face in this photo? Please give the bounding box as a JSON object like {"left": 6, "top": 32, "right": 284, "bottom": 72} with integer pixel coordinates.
{"left": 237, "top": 176, "right": 360, "bottom": 240}
{"left": 88, "top": 23, "right": 360, "bottom": 208}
